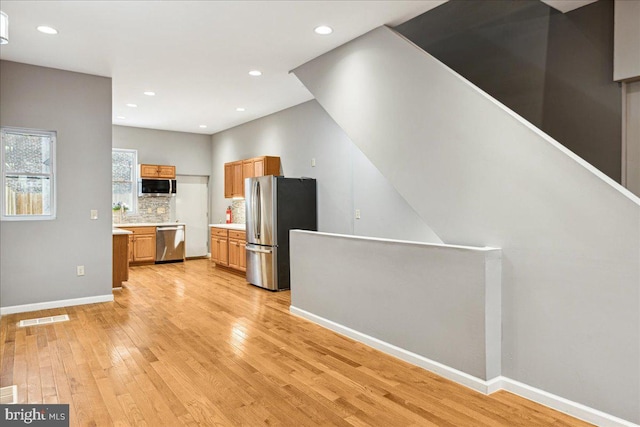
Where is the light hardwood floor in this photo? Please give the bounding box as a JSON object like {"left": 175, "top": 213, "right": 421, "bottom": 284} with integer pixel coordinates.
{"left": 1, "top": 259, "right": 592, "bottom": 426}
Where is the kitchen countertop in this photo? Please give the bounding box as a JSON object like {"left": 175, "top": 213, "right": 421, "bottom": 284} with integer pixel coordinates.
{"left": 112, "top": 229, "right": 133, "bottom": 235}
{"left": 209, "top": 223, "right": 246, "bottom": 231}
{"left": 114, "top": 223, "right": 186, "bottom": 228}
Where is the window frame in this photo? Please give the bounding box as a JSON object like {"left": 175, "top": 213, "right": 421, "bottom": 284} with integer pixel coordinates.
{"left": 111, "top": 148, "right": 138, "bottom": 215}
{"left": 1, "top": 126, "right": 57, "bottom": 221}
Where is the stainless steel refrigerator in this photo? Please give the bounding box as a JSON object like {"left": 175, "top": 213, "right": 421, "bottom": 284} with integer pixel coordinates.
{"left": 245, "top": 176, "right": 317, "bottom": 291}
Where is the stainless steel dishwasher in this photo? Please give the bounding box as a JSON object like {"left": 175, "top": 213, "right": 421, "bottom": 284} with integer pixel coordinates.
{"left": 156, "top": 225, "right": 185, "bottom": 263}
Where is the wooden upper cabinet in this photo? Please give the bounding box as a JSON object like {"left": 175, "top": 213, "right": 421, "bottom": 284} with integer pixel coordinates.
{"left": 157, "top": 165, "right": 176, "bottom": 178}
{"left": 140, "top": 164, "right": 160, "bottom": 178}
{"left": 223, "top": 156, "right": 280, "bottom": 199}
{"left": 224, "top": 161, "right": 244, "bottom": 198}
{"left": 243, "top": 159, "right": 255, "bottom": 180}
{"left": 140, "top": 164, "right": 176, "bottom": 179}
{"left": 253, "top": 158, "right": 264, "bottom": 177}
{"left": 233, "top": 162, "right": 243, "bottom": 198}
{"left": 224, "top": 163, "right": 233, "bottom": 198}
{"left": 259, "top": 156, "right": 280, "bottom": 176}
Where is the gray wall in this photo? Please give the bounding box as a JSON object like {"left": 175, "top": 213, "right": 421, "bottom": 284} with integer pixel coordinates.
{"left": 210, "top": 100, "right": 441, "bottom": 243}
{"left": 112, "top": 125, "right": 212, "bottom": 177}
{"left": 293, "top": 26, "right": 640, "bottom": 423}
{"left": 0, "top": 61, "right": 113, "bottom": 308}
{"left": 396, "top": 0, "right": 622, "bottom": 183}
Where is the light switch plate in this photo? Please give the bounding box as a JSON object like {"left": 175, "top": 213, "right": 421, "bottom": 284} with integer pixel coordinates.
{"left": 90, "top": 210, "right": 98, "bottom": 220}
{"left": 311, "top": 158, "right": 316, "bottom": 167}
{"left": 355, "top": 209, "right": 361, "bottom": 219}
{"left": 77, "top": 265, "right": 85, "bottom": 276}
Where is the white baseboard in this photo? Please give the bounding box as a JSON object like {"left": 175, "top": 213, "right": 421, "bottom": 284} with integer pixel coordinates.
{"left": 290, "top": 306, "right": 639, "bottom": 427}
{"left": 290, "top": 306, "right": 495, "bottom": 394}
{"left": 0, "top": 294, "right": 114, "bottom": 315}
{"left": 499, "top": 377, "right": 639, "bottom": 427}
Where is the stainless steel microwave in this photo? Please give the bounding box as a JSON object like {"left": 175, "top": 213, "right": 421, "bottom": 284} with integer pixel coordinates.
{"left": 138, "top": 179, "right": 176, "bottom": 196}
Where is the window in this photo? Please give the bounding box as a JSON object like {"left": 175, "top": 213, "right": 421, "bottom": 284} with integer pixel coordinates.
{"left": 112, "top": 148, "right": 137, "bottom": 214}
{"left": 1, "top": 127, "right": 56, "bottom": 221}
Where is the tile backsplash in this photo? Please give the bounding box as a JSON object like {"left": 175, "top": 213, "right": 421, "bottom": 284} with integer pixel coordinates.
{"left": 114, "top": 196, "right": 172, "bottom": 224}
{"left": 231, "top": 199, "right": 245, "bottom": 224}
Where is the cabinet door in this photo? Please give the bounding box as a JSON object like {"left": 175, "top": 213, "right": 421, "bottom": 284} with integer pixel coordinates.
{"left": 219, "top": 238, "right": 228, "bottom": 265}
{"left": 232, "top": 161, "right": 243, "bottom": 198}
{"left": 253, "top": 158, "right": 264, "bottom": 177}
{"left": 239, "top": 240, "right": 247, "bottom": 272}
{"left": 242, "top": 160, "right": 254, "bottom": 181}
{"left": 140, "top": 164, "right": 160, "bottom": 178}
{"left": 158, "top": 165, "right": 176, "bottom": 178}
{"left": 224, "top": 163, "right": 233, "bottom": 198}
{"left": 228, "top": 239, "right": 239, "bottom": 269}
{"left": 263, "top": 156, "right": 280, "bottom": 176}
{"left": 128, "top": 235, "right": 134, "bottom": 263}
{"left": 133, "top": 234, "right": 156, "bottom": 262}
{"left": 211, "top": 235, "right": 218, "bottom": 263}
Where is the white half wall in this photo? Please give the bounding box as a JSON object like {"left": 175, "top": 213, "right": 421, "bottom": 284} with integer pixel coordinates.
{"left": 292, "top": 26, "right": 640, "bottom": 424}
{"left": 290, "top": 230, "right": 502, "bottom": 381}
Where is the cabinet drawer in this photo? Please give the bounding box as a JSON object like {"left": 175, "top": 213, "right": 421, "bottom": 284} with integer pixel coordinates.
{"left": 120, "top": 226, "right": 155, "bottom": 235}
{"left": 228, "top": 230, "right": 246, "bottom": 241}
{"left": 211, "top": 227, "right": 228, "bottom": 238}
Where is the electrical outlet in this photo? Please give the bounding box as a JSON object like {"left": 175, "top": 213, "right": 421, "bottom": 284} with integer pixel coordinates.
{"left": 90, "top": 210, "right": 98, "bottom": 220}
{"left": 311, "top": 158, "right": 316, "bottom": 167}
{"left": 157, "top": 207, "right": 166, "bottom": 214}
{"left": 147, "top": 208, "right": 153, "bottom": 214}
{"left": 76, "top": 265, "right": 85, "bottom": 276}
{"left": 355, "top": 209, "right": 361, "bottom": 219}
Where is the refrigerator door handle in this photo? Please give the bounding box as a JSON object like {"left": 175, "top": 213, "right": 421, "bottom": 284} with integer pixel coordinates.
{"left": 246, "top": 245, "right": 272, "bottom": 254}
{"left": 255, "top": 180, "right": 261, "bottom": 239}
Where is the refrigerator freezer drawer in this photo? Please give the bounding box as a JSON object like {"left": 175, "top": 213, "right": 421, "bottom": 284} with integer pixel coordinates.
{"left": 246, "top": 244, "right": 279, "bottom": 291}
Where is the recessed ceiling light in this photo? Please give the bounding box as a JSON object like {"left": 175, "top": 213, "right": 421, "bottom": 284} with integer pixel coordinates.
{"left": 248, "top": 70, "right": 262, "bottom": 77}
{"left": 143, "top": 91, "right": 155, "bottom": 96}
{"left": 37, "top": 26, "right": 58, "bottom": 35}
{"left": 314, "top": 25, "right": 333, "bottom": 35}
{"left": 236, "top": 107, "right": 246, "bottom": 112}
{"left": 126, "top": 103, "right": 137, "bottom": 108}
{"left": 199, "top": 125, "right": 207, "bottom": 129}
{"left": 116, "top": 116, "right": 126, "bottom": 119}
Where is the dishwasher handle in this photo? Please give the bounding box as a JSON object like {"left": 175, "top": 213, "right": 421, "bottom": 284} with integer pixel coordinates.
{"left": 157, "top": 226, "right": 184, "bottom": 231}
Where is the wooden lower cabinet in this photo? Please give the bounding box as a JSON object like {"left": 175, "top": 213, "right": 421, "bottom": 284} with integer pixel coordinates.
{"left": 119, "top": 227, "right": 156, "bottom": 264}
{"left": 211, "top": 236, "right": 228, "bottom": 265}
{"left": 128, "top": 235, "right": 134, "bottom": 263}
{"left": 112, "top": 234, "right": 129, "bottom": 288}
{"left": 228, "top": 230, "right": 246, "bottom": 272}
{"left": 211, "top": 227, "right": 246, "bottom": 273}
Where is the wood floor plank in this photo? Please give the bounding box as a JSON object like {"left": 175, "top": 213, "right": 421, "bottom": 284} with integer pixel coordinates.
{"left": 0, "top": 259, "right": 595, "bottom": 426}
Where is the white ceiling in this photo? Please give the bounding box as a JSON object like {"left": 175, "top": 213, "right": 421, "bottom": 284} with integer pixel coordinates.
{"left": 0, "top": 1, "right": 446, "bottom": 135}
